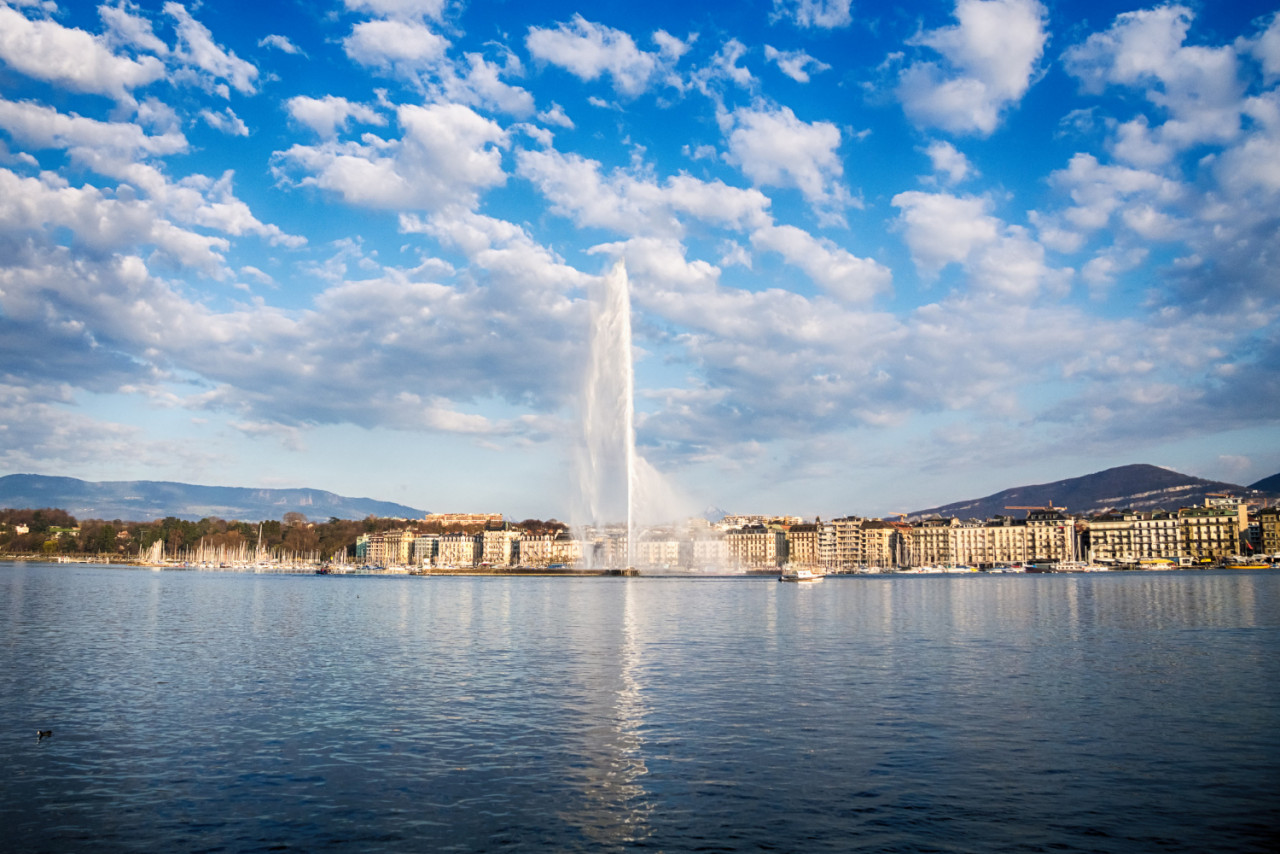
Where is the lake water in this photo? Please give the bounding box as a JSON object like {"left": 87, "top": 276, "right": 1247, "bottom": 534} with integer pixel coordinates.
{"left": 2, "top": 563, "right": 1277, "bottom": 853}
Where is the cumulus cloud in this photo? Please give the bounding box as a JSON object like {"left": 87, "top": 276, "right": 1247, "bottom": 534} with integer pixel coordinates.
{"left": 164, "top": 2, "right": 258, "bottom": 96}
{"left": 258, "top": 34, "right": 303, "bottom": 55}
{"left": 286, "top": 95, "right": 386, "bottom": 138}
{"left": 344, "top": 0, "right": 448, "bottom": 20}
{"left": 99, "top": 2, "right": 170, "bottom": 56}
{"left": 764, "top": 45, "right": 831, "bottom": 83}
{"left": 896, "top": 0, "right": 1047, "bottom": 135}
{"left": 892, "top": 190, "right": 1058, "bottom": 298}
{"left": 721, "top": 103, "right": 852, "bottom": 223}
{"left": 1064, "top": 5, "right": 1246, "bottom": 163}
{"left": 923, "top": 139, "right": 973, "bottom": 184}
{"left": 343, "top": 17, "right": 449, "bottom": 74}
{"left": 0, "top": 4, "right": 164, "bottom": 102}
{"left": 516, "top": 146, "right": 772, "bottom": 237}
{"left": 526, "top": 15, "right": 685, "bottom": 97}
{"left": 274, "top": 102, "right": 508, "bottom": 211}
{"left": 199, "top": 107, "right": 249, "bottom": 136}
{"left": 772, "top": 0, "right": 853, "bottom": 29}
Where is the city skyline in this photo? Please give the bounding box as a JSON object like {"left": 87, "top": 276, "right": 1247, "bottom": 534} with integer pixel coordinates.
{"left": 1, "top": 0, "right": 1278, "bottom": 522}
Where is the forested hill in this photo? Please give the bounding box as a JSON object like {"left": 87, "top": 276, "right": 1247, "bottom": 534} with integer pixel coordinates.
{"left": 0, "top": 474, "right": 426, "bottom": 522}
{"left": 909, "top": 463, "right": 1275, "bottom": 520}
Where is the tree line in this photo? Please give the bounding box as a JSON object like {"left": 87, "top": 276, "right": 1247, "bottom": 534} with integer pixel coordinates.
{"left": 0, "top": 508, "right": 568, "bottom": 559}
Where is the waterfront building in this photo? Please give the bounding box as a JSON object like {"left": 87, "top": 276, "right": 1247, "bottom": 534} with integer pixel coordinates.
{"left": 413, "top": 534, "right": 441, "bottom": 565}
{"left": 1257, "top": 506, "right": 1280, "bottom": 556}
{"left": 685, "top": 533, "right": 729, "bottom": 569}
{"left": 910, "top": 517, "right": 959, "bottom": 566}
{"left": 437, "top": 532, "right": 479, "bottom": 567}
{"left": 481, "top": 524, "right": 521, "bottom": 567}
{"left": 862, "top": 520, "right": 898, "bottom": 569}
{"left": 784, "top": 523, "right": 821, "bottom": 568}
{"left": 827, "top": 517, "right": 866, "bottom": 570}
{"left": 1087, "top": 510, "right": 1181, "bottom": 563}
{"left": 365, "top": 529, "right": 414, "bottom": 566}
{"left": 636, "top": 533, "right": 681, "bottom": 568}
{"left": 726, "top": 525, "right": 787, "bottom": 569}
{"left": 1178, "top": 504, "right": 1241, "bottom": 561}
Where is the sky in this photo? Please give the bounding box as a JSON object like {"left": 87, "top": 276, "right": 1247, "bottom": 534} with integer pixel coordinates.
{"left": 1, "top": 0, "right": 1278, "bottom": 523}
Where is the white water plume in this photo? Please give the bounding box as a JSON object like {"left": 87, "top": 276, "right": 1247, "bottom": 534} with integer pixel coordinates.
{"left": 575, "top": 260, "right": 636, "bottom": 567}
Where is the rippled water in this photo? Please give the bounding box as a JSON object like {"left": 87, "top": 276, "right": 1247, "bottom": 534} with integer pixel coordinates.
{"left": 2, "top": 563, "right": 1277, "bottom": 853}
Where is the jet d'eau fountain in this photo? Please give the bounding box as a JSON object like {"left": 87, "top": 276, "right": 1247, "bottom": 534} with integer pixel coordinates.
{"left": 576, "top": 260, "right": 638, "bottom": 568}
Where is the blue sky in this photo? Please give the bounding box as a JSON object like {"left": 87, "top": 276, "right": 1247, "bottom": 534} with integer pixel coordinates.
{"left": 1, "top": 0, "right": 1278, "bottom": 521}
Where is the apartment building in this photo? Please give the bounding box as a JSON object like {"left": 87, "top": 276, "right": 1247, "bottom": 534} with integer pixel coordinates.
{"left": 726, "top": 525, "right": 787, "bottom": 569}
{"left": 784, "top": 523, "right": 821, "bottom": 568}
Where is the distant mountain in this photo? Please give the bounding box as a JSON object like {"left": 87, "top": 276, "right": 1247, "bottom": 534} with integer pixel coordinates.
{"left": 0, "top": 474, "right": 427, "bottom": 523}
{"left": 909, "top": 463, "right": 1275, "bottom": 521}
{"left": 1250, "top": 472, "right": 1280, "bottom": 493}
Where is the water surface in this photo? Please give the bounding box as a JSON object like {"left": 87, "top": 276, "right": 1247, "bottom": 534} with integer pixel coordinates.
{"left": 2, "top": 564, "right": 1277, "bottom": 852}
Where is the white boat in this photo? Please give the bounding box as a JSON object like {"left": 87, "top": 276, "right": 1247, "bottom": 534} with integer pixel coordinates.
{"left": 779, "top": 566, "right": 825, "bottom": 583}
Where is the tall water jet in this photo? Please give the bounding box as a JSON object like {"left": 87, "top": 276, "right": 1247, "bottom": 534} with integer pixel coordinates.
{"left": 576, "top": 260, "right": 636, "bottom": 568}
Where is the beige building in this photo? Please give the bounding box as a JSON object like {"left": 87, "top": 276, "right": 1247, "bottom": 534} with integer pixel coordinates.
{"left": 636, "top": 535, "right": 681, "bottom": 568}
{"left": 1178, "top": 504, "right": 1241, "bottom": 561}
{"left": 784, "top": 524, "right": 821, "bottom": 568}
{"left": 365, "top": 530, "right": 415, "bottom": 566}
{"left": 481, "top": 525, "right": 521, "bottom": 567}
{"left": 685, "top": 534, "right": 729, "bottom": 569}
{"left": 437, "top": 532, "right": 479, "bottom": 567}
{"left": 1257, "top": 507, "right": 1280, "bottom": 557}
{"left": 517, "top": 532, "right": 582, "bottom": 567}
{"left": 425, "top": 513, "right": 503, "bottom": 527}
{"left": 862, "top": 520, "right": 899, "bottom": 569}
{"left": 726, "top": 525, "right": 787, "bottom": 569}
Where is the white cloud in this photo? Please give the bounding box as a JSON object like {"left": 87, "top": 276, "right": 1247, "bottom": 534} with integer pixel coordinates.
{"left": 923, "top": 139, "right": 973, "bottom": 184}
{"left": 896, "top": 0, "right": 1047, "bottom": 136}
{"left": 258, "top": 34, "right": 303, "bottom": 55}
{"left": 343, "top": 17, "right": 449, "bottom": 73}
{"left": 764, "top": 45, "right": 830, "bottom": 83}
{"left": 751, "top": 224, "right": 892, "bottom": 303}
{"left": 274, "top": 102, "right": 508, "bottom": 211}
{"left": 99, "top": 3, "right": 170, "bottom": 56}
{"left": 0, "top": 168, "right": 229, "bottom": 273}
{"left": 693, "top": 38, "right": 755, "bottom": 95}
{"left": 440, "top": 52, "right": 536, "bottom": 118}
{"left": 516, "top": 147, "right": 772, "bottom": 237}
{"left": 722, "top": 103, "right": 851, "bottom": 223}
{"left": 772, "top": 0, "right": 853, "bottom": 29}
{"left": 0, "top": 97, "right": 187, "bottom": 160}
{"left": 537, "top": 102, "right": 574, "bottom": 129}
{"left": 1063, "top": 5, "right": 1246, "bottom": 161}
{"left": 343, "top": 0, "right": 448, "bottom": 20}
{"left": 286, "top": 95, "right": 386, "bottom": 138}
{"left": 526, "top": 15, "right": 671, "bottom": 97}
{"left": 892, "top": 190, "right": 1058, "bottom": 298}
{"left": 199, "top": 107, "right": 249, "bottom": 137}
{"left": 164, "top": 2, "right": 258, "bottom": 96}
{"left": 0, "top": 4, "right": 164, "bottom": 102}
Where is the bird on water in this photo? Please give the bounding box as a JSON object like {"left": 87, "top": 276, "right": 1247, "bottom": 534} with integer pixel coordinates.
{"left": 36, "top": 730, "right": 52, "bottom": 740}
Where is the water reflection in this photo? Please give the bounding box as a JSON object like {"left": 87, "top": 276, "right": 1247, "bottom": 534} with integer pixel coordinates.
{"left": 558, "top": 580, "right": 653, "bottom": 847}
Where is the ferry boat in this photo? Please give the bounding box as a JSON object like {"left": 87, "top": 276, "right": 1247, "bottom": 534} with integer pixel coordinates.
{"left": 779, "top": 566, "right": 825, "bottom": 583}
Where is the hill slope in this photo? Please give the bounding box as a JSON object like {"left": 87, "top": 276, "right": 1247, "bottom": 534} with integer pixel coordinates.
{"left": 909, "top": 463, "right": 1271, "bottom": 520}
{"left": 1250, "top": 472, "right": 1280, "bottom": 493}
{"left": 0, "top": 474, "right": 427, "bottom": 522}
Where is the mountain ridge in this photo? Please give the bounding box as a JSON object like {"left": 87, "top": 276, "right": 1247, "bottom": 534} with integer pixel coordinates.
{"left": 908, "top": 463, "right": 1278, "bottom": 520}
{"left": 0, "top": 474, "right": 427, "bottom": 522}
